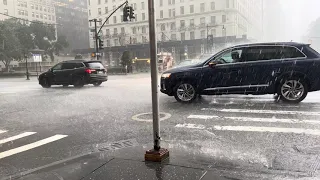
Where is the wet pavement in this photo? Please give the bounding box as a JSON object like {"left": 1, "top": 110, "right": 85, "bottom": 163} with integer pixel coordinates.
{"left": 1, "top": 74, "right": 320, "bottom": 179}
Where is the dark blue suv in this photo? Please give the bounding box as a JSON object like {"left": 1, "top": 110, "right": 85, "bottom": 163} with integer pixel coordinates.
{"left": 160, "top": 42, "right": 320, "bottom": 103}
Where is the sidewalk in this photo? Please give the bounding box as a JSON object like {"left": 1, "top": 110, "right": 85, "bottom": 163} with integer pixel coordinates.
{"left": 4, "top": 142, "right": 314, "bottom": 180}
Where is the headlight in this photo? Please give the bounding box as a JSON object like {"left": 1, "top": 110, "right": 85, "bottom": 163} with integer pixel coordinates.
{"left": 161, "top": 73, "right": 171, "bottom": 78}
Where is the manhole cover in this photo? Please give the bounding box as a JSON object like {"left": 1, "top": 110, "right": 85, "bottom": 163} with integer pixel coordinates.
{"left": 132, "top": 112, "right": 171, "bottom": 122}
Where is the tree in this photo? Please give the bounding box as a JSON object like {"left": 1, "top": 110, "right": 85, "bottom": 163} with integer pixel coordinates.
{"left": 307, "top": 17, "right": 320, "bottom": 51}
{"left": 0, "top": 20, "right": 23, "bottom": 71}
{"left": 121, "top": 51, "right": 132, "bottom": 67}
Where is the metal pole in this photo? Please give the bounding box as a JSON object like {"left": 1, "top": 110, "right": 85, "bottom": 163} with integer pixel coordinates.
{"left": 206, "top": 25, "right": 208, "bottom": 53}
{"left": 25, "top": 54, "right": 30, "bottom": 80}
{"left": 36, "top": 61, "right": 38, "bottom": 77}
{"left": 148, "top": 0, "right": 160, "bottom": 151}
{"left": 93, "top": 19, "right": 100, "bottom": 60}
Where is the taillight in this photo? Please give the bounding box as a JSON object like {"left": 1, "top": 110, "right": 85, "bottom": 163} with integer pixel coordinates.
{"left": 85, "top": 69, "right": 96, "bottom": 74}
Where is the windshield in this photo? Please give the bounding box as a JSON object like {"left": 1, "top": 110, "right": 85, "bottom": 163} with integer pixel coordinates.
{"left": 2, "top": 0, "right": 320, "bottom": 179}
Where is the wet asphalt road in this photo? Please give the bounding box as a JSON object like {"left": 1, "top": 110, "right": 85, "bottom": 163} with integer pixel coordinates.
{"left": 1, "top": 74, "right": 320, "bottom": 178}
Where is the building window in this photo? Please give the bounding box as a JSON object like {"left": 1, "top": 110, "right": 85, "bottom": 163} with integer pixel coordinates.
{"left": 31, "top": 4, "right": 34, "bottom": 9}
{"left": 88, "top": 0, "right": 90, "bottom": 5}
{"left": 141, "top": 2, "right": 145, "bottom": 10}
{"left": 160, "top": 10, "right": 163, "bottom": 18}
{"left": 160, "top": 0, "right": 163, "bottom": 6}
{"left": 200, "top": 3, "right": 205, "bottom": 12}
{"left": 105, "top": 7, "right": 108, "bottom": 14}
{"left": 170, "top": 22, "right": 175, "bottom": 30}
{"left": 133, "top": 3, "right": 137, "bottom": 10}
{"left": 172, "top": 9, "right": 175, "bottom": 17}
{"left": 142, "top": 13, "right": 145, "bottom": 20}
{"left": 89, "top": 10, "right": 91, "bottom": 16}
{"left": 121, "top": 27, "right": 125, "bottom": 33}
{"left": 211, "top": 16, "right": 216, "bottom": 24}
{"left": 222, "top": 15, "right": 226, "bottom": 23}
{"left": 142, "top": 26, "right": 146, "bottom": 33}
{"left": 180, "top": 20, "right": 185, "bottom": 27}
{"left": 211, "top": 29, "right": 216, "bottom": 37}
{"left": 4, "top": 9, "right": 8, "bottom": 15}
{"left": 200, "top": 17, "right": 205, "bottom": 25}
{"left": 113, "top": 16, "right": 117, "bottom": 23}
{"left": 181, "top": 32, "right": 185, "bottom": 40}
{"left": 106, "top": 19, "right": 109, "bottom": 24}
{"left": 180, "top": 6, "right": 184, "bottom": 15}
{"left": 48, "top": 14, "right": 50, "bottom": 20}
{"left": 114, "top": 39, "right": 118, "bottom": 46}
{"left": 201, "top": 30, "right": 205, "bottom": 38}
{"left": 40, "top": 14, "right": 43, "bottom": 19}
{"left": 105, "top": 0, "right": 107, "bottom": 3}
{"left": 32, "top": 12, "right": 34, "bottom": 17}
{"left": 106, "top": 29, "right": 110, "bottom": 35}
{"left": 40, "top": 6, "right": 42, "bottom": 11}
{"left": 171, "top": 34, "right": 176, "bottom": 40}
{"left": 211, "top": 2, "right": 215, "bottom": 10}
{"left": 223, "top": 28, "right": 227, "bottom": 36}
{"left": 98, "top": 0, "right": 101, "bottom": 5}
{"left": 99, "top": 18, "right": 102, "bottom": 25}
{"left": 114, "top": 28, "right": 118, "bottom": 34}
{"left": 98, "top": 8, "right": 101, "bottom": 15}
{"left": 142, "top": 36, "right": 147, "bottom": 43}
{"left": 25, "top": 11, "right": 28, "bottom": 16}
{"left": 190, "top": 31, "right": 195, "bottom": 40}
{"left": 190, "top": 19, "right": 194, "bottom": 26}
{"left": 161, "top": 33, "right": 165, "bottom": 41}
{"left": 132, "top": 27, "right": 136, "bottom": 34}
{"left": 3, "top": 0, "right": 7, "bottom": 5}
{"left": 44, "top": 7, "right": 46, "bottom": 12}
{"left": 226, "top": 0, "right": 229, "bottom": 8}
{"left": 35, "top": 5, "right": 38, "bottom": 10}
{"left": 44, "top": 14, "right": 47, "bottom": 19}
{"left": 161, "top": 24, "right": 165, "bottom": 31}
{"left": 190, "top": 5, "right": 194, "bottom": 13}
{"left": 106, "top": 40, "right": 110, "bottom": 46}
{"left": 168, "top": 0, "right": 175, "bottom": 5}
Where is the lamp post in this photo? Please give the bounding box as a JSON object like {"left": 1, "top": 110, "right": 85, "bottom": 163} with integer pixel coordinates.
{"left": 25, "top": 53, "right": 30, "bottom": 80}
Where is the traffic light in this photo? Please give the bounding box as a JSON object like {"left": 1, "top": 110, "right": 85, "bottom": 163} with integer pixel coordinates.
{"left": 129, "top": 6, "right": 135, "bottom": 20}
{"left": 98, "top": 36, "right": 104, "bottom": 50}
{"left": 123, "top": 6, "right": 130, "bottom": 22}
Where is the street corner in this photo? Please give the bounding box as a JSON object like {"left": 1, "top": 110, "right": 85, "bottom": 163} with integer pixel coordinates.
{"left": 131, "top": 112, "right": 172, "bottom": 122}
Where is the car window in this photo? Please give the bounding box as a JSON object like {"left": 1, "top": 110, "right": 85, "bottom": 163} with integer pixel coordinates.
{"left": 276, "top": 46, "right": 305, "bottom": 59}
{"left": 214, "top": 49, "right": 243, "bottom": 64}
{"left": 75, "top": 63, "right": 85, "bottom": 68}
{"left": 52, "top": 63, "right": 62, "bottom": 70}
{"left": 61, "top": 63, "right": 77, "bottom": 70}
{"left": 85, "top": 62, "right": 104, "bottom": 69}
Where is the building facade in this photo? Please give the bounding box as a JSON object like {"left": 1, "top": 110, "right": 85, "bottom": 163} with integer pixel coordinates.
{"left": 53, "top": 0, "right": 90, "bottom": 54}
{"left": 85, "top": 0, "right": 262, "bottom": 66}
{"left": 0, "top": 0, "right": 56, "bottom": 24}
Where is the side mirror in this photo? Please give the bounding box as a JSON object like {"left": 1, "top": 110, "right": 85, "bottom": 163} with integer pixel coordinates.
{"left": 208, "top": 62, "right": 217, "bottom": 68}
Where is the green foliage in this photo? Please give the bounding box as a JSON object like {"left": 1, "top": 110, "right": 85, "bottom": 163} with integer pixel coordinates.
{"left": 74, "top": 54, "right": 83, "bottom": 59}
{"left": 121, "top": 51, "right": 132, "bottom": 67}
{"left": 0, "top": 19, "right": 69, "bottom": 70}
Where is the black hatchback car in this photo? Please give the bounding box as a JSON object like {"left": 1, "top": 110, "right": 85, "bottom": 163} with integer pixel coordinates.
{"left": 39, "top": 60, "right": 108, "bottom": 88}
{"left": 160, "top": 42, "right": 320, "bottom": 103}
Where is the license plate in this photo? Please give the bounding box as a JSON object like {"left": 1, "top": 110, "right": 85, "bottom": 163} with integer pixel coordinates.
{"left": 98, "top": 71, "right": 104, "bottom": 74}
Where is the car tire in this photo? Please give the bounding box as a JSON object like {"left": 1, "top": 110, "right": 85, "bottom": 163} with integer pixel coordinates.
{"left": 174, "top": 82, "right": 197, "bottom": 103}
{"left": 40, "top": 78, "right": 51, "bottom": 88}
{"left": 277, "top": 77, "right": 308, "bottom": 103}
{"left": 73, "top": 77, "right": 84, "bottom": 88}
{"left": 93, "top": 81, "right": 102, "bottom": 87}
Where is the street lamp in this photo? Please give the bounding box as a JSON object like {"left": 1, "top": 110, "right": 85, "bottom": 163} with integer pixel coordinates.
{"left": 206, "top": 24, "right": 226, "bottom": 53}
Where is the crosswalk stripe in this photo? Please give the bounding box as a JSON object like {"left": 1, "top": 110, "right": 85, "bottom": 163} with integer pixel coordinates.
{"left": 0, "top": 132, "right": 37, "bottom": 145}
{"left": 213, "top": 125, "right": 320, "bottom": 136}
{"left": 0, "top": 130, "right": 7, "bottom": 134}
{"left": 201, "top": 108, "right": 320, "bottom": 116}
{"left": 188, "top": 115, "right": 320, "bottom": 124}
{"left": 0, "top": 134, "right": 68, "bottom": 159}
{"left": 175, "top": 123, "right": 320, "bottom": 136}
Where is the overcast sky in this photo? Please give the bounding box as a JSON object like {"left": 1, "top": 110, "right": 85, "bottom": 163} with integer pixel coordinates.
{"left": 280, "top": 0, "right": 320, "bottom": 41}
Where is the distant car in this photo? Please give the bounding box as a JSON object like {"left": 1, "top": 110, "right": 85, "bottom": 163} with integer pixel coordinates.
{"left": 160, "top": 42, "right": 320, "bottom": 103}
{"left": 38, "top": 60, "right": 108, "bottom": 88}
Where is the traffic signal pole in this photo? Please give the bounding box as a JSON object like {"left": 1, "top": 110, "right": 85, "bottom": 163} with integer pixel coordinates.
{"left": 144, "top": 0, "right": 169, "bottom": 162}
{"left": 89, "top": 18, "right": 101, "bottom": 60}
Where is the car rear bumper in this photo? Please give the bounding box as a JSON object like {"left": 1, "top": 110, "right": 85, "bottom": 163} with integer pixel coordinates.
{"left": 160, "top": 78, "right": 174, "bottom": 96}
{"left": 88, "top": 75, "right": 108, "bottom": 83}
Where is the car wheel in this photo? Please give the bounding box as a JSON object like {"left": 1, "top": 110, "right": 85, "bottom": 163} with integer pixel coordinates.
{"left": 174, "top": 82, "right": 197, "bottom": 103}
{"left": 278, "top": 77, "right": 308, "bottom": 103}
{"left": 93, "top": 81, "right": 102, "bottom": 87}
{"left": 40, "top": 78, "right": 51, "bottom": 88}
{"left": 73, "top": 77, "right": 84, "bottom": 88}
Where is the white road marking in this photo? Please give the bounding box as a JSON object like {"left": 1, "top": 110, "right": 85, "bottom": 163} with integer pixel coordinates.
{"left": 0, "top": 134, "right": 68, "bottom": 159}
{"left": 176, "top": 123, "right": 320, "bottom": 136}
{"left": 213, "top": 125, "right": 320, "bottom": 136}
{"left": 0, "top": 132, "right": 37, "bottom": 145}
{"left": 0, "top": 130, "right": 7, "bottom": 134}
{"left": 201, "top": 108, "right": 320, "bottom": 116}
{"left": 188, "top": 115, "right": 320, "bottom": 124}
